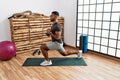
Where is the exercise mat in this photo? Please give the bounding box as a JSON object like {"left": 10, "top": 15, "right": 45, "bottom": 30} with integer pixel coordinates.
{"left": 23, "top": 57, "right": 87, "bottom": 66}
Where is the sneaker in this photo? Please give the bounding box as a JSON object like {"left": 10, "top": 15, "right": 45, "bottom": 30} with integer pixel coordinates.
{"left": 77, "top": 50, "right": 82, "bottom": 58}
{"left": 40, "top": 60, "right": 52, "bottom": 66}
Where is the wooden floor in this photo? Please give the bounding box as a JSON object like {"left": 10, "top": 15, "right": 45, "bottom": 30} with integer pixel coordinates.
{"left": 0, "top": 50, "right": 120, "bottom": 80}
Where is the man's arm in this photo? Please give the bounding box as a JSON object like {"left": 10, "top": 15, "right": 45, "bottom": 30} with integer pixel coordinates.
{"left": 49, "top": 31, "right": 61, "bottom": 40}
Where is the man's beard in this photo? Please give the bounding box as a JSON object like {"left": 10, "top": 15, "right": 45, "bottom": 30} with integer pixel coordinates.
{"left": 50, "top": 19, "right": 55, "bottom": 22}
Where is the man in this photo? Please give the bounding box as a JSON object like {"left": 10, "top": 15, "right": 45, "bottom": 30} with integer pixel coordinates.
{"left": 40, "top": 11, "right": 79, "bottom": 66}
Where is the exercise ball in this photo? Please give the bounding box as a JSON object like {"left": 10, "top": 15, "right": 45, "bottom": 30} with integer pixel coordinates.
{"left": 0, "top": 41, "right": 16, "bottom": 61}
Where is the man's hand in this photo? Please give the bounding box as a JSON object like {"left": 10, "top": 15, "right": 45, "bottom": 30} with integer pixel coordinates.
{"left": 47, "top": 29, "right": 51, "bottom": 33}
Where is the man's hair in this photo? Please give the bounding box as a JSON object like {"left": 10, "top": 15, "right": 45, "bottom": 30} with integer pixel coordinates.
{"left": 52, "top": 11, "right": 59, "bottom": 16}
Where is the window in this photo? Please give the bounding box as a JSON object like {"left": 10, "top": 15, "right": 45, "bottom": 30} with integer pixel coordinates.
{"left": 77, "top": 0, "right": 120, "bottom": 58}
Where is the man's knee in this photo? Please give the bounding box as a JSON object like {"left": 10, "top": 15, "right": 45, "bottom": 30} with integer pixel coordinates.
{"left": 60, "top": 52, "right": 67, "bottom": 56}
{"left": 40, "top": 44, "right": 44, "bottom": 49}
{"left": 40, "top": 44, "right": 49, "bottom": 50}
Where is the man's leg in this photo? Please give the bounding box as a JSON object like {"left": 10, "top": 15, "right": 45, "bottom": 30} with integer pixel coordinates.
{"left": 58, "top": 44, "right": 79, "bottom": 56}
{"left": 59, "top": 50, "right": 79, "bottom": 56}
{"left": 40, "top": 42, "right": 59, "bottom": 66}
{"left": 40, "top": 44, "right": 50, "bottom": 61}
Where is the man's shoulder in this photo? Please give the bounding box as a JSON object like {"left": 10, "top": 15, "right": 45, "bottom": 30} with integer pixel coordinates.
{"left": 53, "top": 22, "right": 60, "bottom": 27}
{"left": 54, "top": 22, "right": 60, "bottom": 25}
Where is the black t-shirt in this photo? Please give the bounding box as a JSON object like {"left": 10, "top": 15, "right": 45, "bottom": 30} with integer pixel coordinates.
{"left": 51, "top": 22, "right": 62, "bottom": 43}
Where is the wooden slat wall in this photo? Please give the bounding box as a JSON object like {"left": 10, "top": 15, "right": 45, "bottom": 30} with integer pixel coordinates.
{"left": 9, "top": 13, "right": 64, "bottom": 54}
